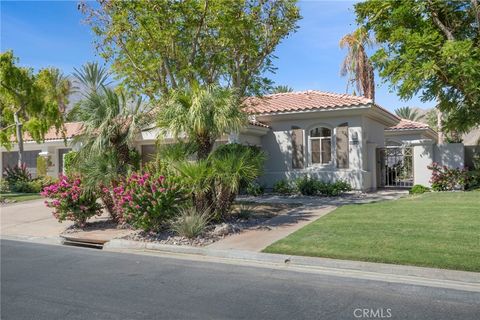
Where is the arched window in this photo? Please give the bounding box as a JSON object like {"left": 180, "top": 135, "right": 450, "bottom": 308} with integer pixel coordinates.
{"left": 309, "top": 127, "right": 332, "bottom": 165}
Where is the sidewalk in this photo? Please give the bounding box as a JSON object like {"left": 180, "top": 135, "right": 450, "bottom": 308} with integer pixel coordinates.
{"left": 207, "top": 205, "right": 336, "bottom": 251}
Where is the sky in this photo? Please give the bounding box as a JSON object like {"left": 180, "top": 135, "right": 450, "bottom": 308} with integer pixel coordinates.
{"left": 0, "top": 0, "right": 436, "bottom": 112}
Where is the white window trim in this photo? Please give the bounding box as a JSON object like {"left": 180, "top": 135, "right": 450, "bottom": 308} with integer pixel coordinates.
{"left": 307, "top": 127, "right": 333, "bottom": 167}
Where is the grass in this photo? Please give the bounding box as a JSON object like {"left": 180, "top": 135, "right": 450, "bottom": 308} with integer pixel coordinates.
{"left": 0, "top": 192, "right": 42, "bottom": 203}
{"left": 264, "top": 192, "right": 480, "bottom": 272}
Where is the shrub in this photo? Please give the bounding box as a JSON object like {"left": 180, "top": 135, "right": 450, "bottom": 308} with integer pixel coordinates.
{"left": 170, "top": 207, "right": 209, "bottom": 238}
{"left": 317, "top": 180, "right": 352, "bottom": 196}
{"left": 36, "top": 156, "right": 51, "bottom": 177}
{"left": 245, "top": 181, "right": 265, "bottom": 196}
{"left": 111, "top": 172, "right": 187, "bottom": 231}
{"left": 295, "top": 176, "right": 319, "bottom": 196}
{"left": 428, "top": 162, "right": 469, "bottom": 191}
{"left": 0, "top": 179, "right": 9, "bottom": 193}
{"left": 273, "top": 179, "right": 295, "bottom": 195}
{"left": 232, "top": 202, "right": 257, "bottom": 220}
{"left": 11, "top": 181, "right": 38, "bottom": 193}
{"left": 41, "top": 175, "right": 103, "bottom": 227}
{"left": 466, "top": 170, "right": 480, "bottom": 190}
{"left": 3, "top": 163, "right": 31, "bottom": 184}
{"left": 63, "top": 151, "right": 78, "bottom": 176}
{"left": 409, "top": 184, "right": 430, "bottom": 194}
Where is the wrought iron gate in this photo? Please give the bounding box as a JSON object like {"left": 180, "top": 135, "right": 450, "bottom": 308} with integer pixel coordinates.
{"left": 378, "top": 147, "right": 414, "bottom": 187}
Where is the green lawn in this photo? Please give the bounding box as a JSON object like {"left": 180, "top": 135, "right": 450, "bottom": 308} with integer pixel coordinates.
{"left": 264, "top": 192, "right": 480, "bottom": 272}
{"left": 0, "top": 192, "right": 42, "bottom": 203}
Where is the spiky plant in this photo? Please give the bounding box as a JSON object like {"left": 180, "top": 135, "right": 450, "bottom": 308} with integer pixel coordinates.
{"left": 340, "top": 27, "right": 375, "bottom": 100}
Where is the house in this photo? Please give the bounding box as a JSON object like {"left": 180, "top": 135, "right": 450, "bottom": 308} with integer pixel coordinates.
{"left": 1, "top": 90, "right": 466, "bottom": 191}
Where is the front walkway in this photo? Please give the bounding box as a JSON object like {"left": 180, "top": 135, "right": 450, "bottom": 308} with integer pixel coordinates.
{"left": 207, "top": 190, "right": 407, "bottom": 251}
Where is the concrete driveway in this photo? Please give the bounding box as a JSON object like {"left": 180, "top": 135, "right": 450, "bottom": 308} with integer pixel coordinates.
{"left": 0, "top": 199, "right": 72, "bottom": 239}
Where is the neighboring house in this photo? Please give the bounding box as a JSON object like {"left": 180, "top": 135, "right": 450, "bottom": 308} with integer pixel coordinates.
{"left": 1, "top": 90, "right": 467, "bottom": 191}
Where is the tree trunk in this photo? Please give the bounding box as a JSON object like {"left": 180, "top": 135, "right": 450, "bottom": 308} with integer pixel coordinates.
{"left": 437, "top": 108, "right": 444, "bottom": 144}
{"left": 13, "top": 112, "right": 24, "bottom": 167}
{"left": 100, "top": 191, "right": 119, "bottom": 222}
{"left": 196, "top": 135, "right": 213, "bottom": 160}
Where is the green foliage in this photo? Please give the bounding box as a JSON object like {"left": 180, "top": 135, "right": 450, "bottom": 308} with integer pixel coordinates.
{"left": 0, "top": 51, "right": 69, "bottom": 149}
{"left": 157, "top": 85, "right": 247, "bottom": 159}
{"left": 245, "top": 181, "right": 265, "bottom": 196}
{"left": 270, "top": 85, "right": 294, "bottom": 94}
{"left": 0, "top": 179, "right": 9, "bottom": 193}
{"left": 36, "top": 156, "right": 50, "bottom": 177}
{"left": 171, "top": 143, "right": 267, "bottom": 220}
{"left": 394, "top": 107, "right": 423, "bottom": 122}
{"left": 466, "top": 170, "right": 480, "bottom": 190}
{"left": 273, "top": 179, "right": 295, "bottom": 195}
{"left": 3, "top": 164, "right": 31, "bottom": 184}
{"left": 170, "top": 207, "right": 209, "bottom": 239}
{"left": 409, "top": 184, "right": 430, "bottom": 195}
{"left": 81, "top": 1, "right": 300, "bottom": 97}
{"left": 63, "top": 151, "right": 78, "bottom": 176}
{"left": 295, "top": 176, "right": 352, "bottom": 196}
{"left": 295, "top": 176, "right": 318, "bottom": 196}
{"left": 232, "top": 202, "right": 258, "bottom": 220}
{"left": 354, "top": 0, "right": 480, "bottom": 132}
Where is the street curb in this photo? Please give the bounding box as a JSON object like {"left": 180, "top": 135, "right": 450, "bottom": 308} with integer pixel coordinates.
{"left": 1, "top": 235, "right": 63, "bottom": 246}
{"left": 104, "top": 239, "right": 480, "bottom": 292}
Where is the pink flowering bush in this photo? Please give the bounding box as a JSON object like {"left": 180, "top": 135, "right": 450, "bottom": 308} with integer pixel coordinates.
{"left": 41, "top": 175, "right": 103, "bottom": 227}
{"left": 428, "top": 162, "right": 469, "bottom": 191}
{"left": 111, "top": 172, "right": 187, "bottom": 231}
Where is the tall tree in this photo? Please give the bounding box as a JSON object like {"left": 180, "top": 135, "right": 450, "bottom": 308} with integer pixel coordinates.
{"left": 157, "top": 85, "right": 247, "bottom": 159}
{"left": 0, "top": 51, "right": 68, "bottom": 163}
{"left": 73, "top": 86, "right": 151, "bottom": 219}
{"left": 394, "top": 107, "right": 423, "bottom": 121}
{"left": 79, "top": 0, "right": 300, "bottom": 98}
{"left": 339, "top": 27, "right": 375, "bottom": 100}
{"left": 73, "top": 62, "right": 112, "bottom": 95}
{"left": 354, "top": 0, "right": 480, "bottom": 133}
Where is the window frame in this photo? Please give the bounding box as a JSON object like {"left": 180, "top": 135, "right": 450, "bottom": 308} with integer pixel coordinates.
{"left": 308, "top": 126, "right": 333, "bottom": 166}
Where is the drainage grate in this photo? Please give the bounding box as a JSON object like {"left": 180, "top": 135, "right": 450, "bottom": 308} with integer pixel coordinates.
{"left": 61, "top": 236, "right": 107, "bottom": 249}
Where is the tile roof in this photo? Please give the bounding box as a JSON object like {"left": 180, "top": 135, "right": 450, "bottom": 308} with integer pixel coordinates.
{"left": 22, "top": 122, "right": 83, "bottom": 142}
{"left": 243, "top": 90, "right": 373, "bottom": 114}
{"left": 248, "top": 119, "right": 270, "bottom": 128}
{"left": 386, "top": 119, "right": 431, "bottom": 131}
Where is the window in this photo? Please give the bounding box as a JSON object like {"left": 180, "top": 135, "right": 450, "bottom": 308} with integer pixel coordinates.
{"left": 309, "top": 127, "right": 332, "bottom": 165}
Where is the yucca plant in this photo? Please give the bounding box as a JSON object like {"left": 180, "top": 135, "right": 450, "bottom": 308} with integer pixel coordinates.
{"left": 170, "top": 207, "right": 210, "bottom": 239}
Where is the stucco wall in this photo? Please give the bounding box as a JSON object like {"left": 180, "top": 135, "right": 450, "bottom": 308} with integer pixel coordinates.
{"left": 257, "top": 114, "right": 374, "bottom": 191}
{"left": 434, "top": 143, "right": 465, "bottom": 168}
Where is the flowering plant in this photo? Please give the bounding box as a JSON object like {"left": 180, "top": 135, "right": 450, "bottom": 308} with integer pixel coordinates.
{"left": 111, "top": 172, "right": 186, "bottom": 231}
{"left": 41, "top": 175, "right": 103, "bottom": 227}
{"left": 428, "top": 162, "right": 469, "bottom": 191}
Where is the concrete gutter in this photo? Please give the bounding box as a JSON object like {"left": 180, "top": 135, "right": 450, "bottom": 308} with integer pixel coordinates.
{"left": 104, "top": 239, "right": 480, "bottom": 293}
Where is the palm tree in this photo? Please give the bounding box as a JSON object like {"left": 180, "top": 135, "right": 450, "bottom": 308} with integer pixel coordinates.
{"left": 157, "top": 84, "right": 247, "bottom": 159}
{"left": 73, "top": 62, "right": 111, "bottom": 95}
{"left": 72, "top": 87, "right": 152, "bottom": 219}
{"left": 395, "top": 106, "right": 423, "bottom": 121}
{"left": 271, "top": 85, "right": 294, "bottom": 94}
{"left": 339, "top": 27, "right": 375, "bottom": 101}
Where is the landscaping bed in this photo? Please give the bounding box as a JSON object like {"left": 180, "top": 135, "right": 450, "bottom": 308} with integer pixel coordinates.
{"left": 264, "top": 191, "right": 480, "bottom": 272}
{"left": 62, "top": 202, "right": 300, "bottom": 247}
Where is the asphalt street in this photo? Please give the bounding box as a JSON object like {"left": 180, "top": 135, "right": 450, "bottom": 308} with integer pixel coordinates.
{"left": 1, "top": 239, "right": 479, "bottom": 320}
